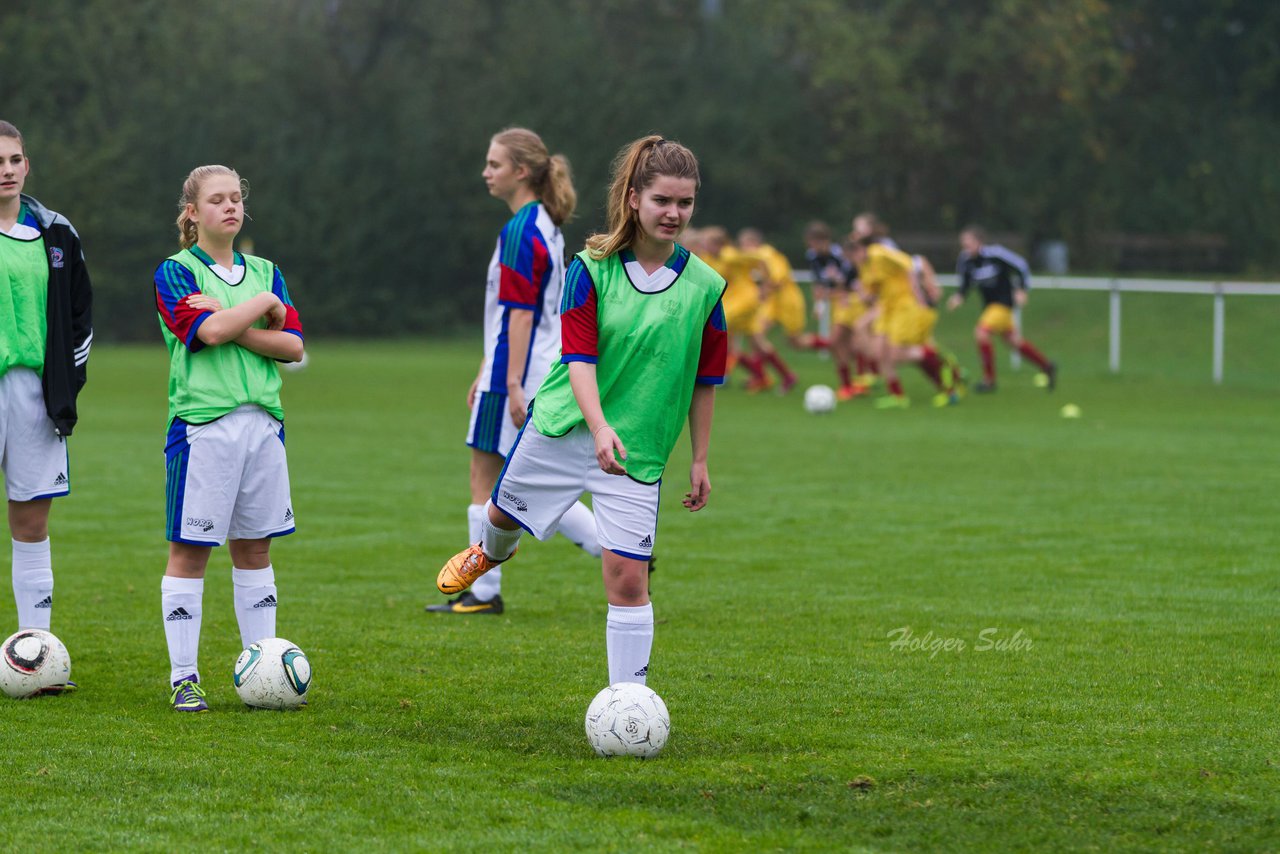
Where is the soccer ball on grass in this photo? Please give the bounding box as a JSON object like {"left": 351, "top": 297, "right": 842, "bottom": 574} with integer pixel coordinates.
{"left": 233, "top": 637, "right": 311, "bottom": 709}
{"left": 803, "top": 384, "right": 837, "bottom": 414}
{"left": 0, "top": 629, "right": 72, "bottom": 699}
{"left": 585, "top": 682, "right": 670, "bottom": 758}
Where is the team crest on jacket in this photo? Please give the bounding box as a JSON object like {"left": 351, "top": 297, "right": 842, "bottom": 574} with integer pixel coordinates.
{"left": 49, "top": 248, "right": 65, "bottom": 268}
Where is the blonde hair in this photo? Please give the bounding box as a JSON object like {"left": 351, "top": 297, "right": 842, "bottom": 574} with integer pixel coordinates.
{"left": 175, "top": 165, "right": 247, "bottom": 250}
{"left": 492, "top": 128, "right": 576, "bottom": 226}
{"left": 586, "top": 135, "right": 700, "bottom": 260}
{"left": 0, "top": 120, "right": 25, "bottom": 154}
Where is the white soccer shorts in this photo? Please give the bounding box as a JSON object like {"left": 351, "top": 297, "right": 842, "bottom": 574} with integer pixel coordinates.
{"left": 0, "top": 367, "right": 70, "bottom": 501}
{"left": 165, "top": 405, "right": 295, "bottom": 546}
{"left": 492, "top": 422, "right": 659, "bottom": 561}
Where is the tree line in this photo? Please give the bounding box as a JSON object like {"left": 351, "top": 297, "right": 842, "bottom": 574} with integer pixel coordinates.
{"left": 3, "top": 0, "right": 1275, "bottom": 340}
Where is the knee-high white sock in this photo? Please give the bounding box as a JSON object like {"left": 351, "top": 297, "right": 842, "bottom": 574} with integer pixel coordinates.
{"left": 606, "top": 603, "right": 654, "bottom": 685}
{"left": 555, "top": 501, "right": 602, "bottom": 558}
{"left": 12, "top": 538, "right": 54, "bottom": 631}
{"left": 468, "top": 503, "right": 502, "bottom": 601}
{"left": 232, "top": 566, "right": 277, "bottom": 648}
{"left": 162, "top": 576, "right": 204, "bottom": 684}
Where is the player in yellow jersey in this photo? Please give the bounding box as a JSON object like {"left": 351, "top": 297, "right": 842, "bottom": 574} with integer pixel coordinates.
{"left": 701, "top": 227, "right": 794, "bottom": 392}
{"left": 850, "top": 236, "right": 959, "bottom": 408}
{"left": 851, "top": 213, "right": 963, "bottom": 404}
{"left": 737, "top": 228, "right": 820, "bottom": 354}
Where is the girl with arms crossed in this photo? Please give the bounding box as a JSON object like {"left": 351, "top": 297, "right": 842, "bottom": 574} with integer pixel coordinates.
{"left": 428, "top": 128, "right": 599, "bottom": 616}
{"left": 153, "top": 166, "right": 303, "bottom": 711}
{"left": 437, "top": 135, "right": 726, "bottom": 686}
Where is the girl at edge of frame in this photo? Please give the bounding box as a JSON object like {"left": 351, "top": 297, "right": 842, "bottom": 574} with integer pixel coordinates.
{"left": 436, "top": 134, "right": 727, "bottom": 688}
{"left": 0, "top": 120, "right": 94, "bottom": 686}
{"left": 427, "top": 127, "right": 601, "bottom": 616}
{"left": 153, "top": 165, "right": 304, "bottom": 711}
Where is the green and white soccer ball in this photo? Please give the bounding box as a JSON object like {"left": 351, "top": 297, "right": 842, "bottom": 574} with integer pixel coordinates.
{"left": 803, "top": 384, "right": 837, "bottom": 414}
{"left": 584, "top": 682, "right": 670, "bottom": 758}
{"left": 0, "top": 629, "right": 72, "bottom": 699}
{"left": 233, "top": 637, "right": 311, "bottom": 709}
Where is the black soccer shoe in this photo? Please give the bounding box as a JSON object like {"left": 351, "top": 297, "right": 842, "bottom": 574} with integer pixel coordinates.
{"left": 425, "top": 591, "right": 504, "bottom": 615}
{"left": 975, "top": 380, "right": 997, "bottom": 393}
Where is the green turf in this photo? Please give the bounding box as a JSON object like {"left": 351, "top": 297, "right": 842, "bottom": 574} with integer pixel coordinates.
{"left": 2, "top": 291, "right": 1277, "bottom": 851}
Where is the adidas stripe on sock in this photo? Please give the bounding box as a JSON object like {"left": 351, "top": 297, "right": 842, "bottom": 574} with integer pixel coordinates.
{"left": 606, "top": 603, "right": 654, "bottom": 686}
{"left": 13, "top": 538, "right": 54, "bottom": 631}
{"left": 162, "top": 575, "right": 204, "bottom": 685}
{"left": 232, "top": 566, "right": 278, "bottom": 648}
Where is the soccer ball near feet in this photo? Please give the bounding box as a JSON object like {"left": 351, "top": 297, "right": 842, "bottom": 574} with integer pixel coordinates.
{"left": 233, "top": 637, "right": 311, "bottom": 709}
{"left": 0, "top": 630, "right": 72, "bottom": 699}
{"left": 585, "top": 682, "right": 670, "bottom": 758}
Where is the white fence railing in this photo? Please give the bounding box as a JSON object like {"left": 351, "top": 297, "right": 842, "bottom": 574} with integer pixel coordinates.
{"left": 793, "top": 272, "right": 1280, "bottom": 384}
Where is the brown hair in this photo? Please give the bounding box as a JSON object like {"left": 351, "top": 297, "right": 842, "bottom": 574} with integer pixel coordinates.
{"left": 853, "top": 211, "right": 889, "bottom": 239}
{"left": 586, "top": 135, "right": 700, "bottom": 260}
{"left": 960, "top": 224, "right": 987, "bottom": 243}
{"left": 175, "top": 165, "right": 247, "bottom": 250}
{"left": 804, "top": 220, "right": 832, "bottom": 242}
{"left": 492, "top": 127, "right": 576, "bottom": 226}
{"left": 0, "top": 120, "right": 25, "bottom": 154}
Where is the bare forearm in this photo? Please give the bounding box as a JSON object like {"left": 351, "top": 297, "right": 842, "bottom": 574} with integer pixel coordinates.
{"left": 688, "top": 384, "right": 716, "bottom": 464}
{"left": 235, "top": 328, "right": 304, "bottom": 362}
{"left": 567, "top": 361, "right": 608, "bottom": 432}
{"left": 505, "top": 308, "right": 533, "bottom": 392}
{"left": 196, "top": 293, "right": 279, "bottom": 346}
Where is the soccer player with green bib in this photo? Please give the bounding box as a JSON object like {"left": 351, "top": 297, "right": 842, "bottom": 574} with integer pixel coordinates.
{"left": 154, "top": 165, "right": 304, "bottom": 711}
{"left": 0, "top": 121, "right": 93, "bottom": 656}
{"left": 437, "top": 135, "right": 727, "bottom": 687}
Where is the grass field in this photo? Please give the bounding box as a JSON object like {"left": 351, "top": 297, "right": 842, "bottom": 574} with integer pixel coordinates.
{"left": 2, "top": 291, "right": 1277, "bottom": 851}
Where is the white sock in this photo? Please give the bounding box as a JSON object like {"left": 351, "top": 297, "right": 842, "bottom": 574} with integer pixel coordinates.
{"left": 232, "top": 565, "right": 277, "bottom": 648}
{"left": 162, "top": 576, "right": 203, "bottom": 684}
{"left": 480, "top": 501, "right": 522, "bottom": 562}
{"left": 468, "top": 503, "right": 502, "bottom": 602}
{"left": 555, "top": 500, "right": 602, "bottom": 558}
{"left": 606, "top": 603, "right": 654, "bottom": 685}
{"left": 12, "top": 538, "right": 54, "bottom": 631}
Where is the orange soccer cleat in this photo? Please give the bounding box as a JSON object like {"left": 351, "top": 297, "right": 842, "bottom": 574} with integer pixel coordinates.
{"left": 436, "top": 543, "right": 512, "bottom": 595}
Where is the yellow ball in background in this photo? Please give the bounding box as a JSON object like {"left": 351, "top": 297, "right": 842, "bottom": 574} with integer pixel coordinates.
{"left": 1060, "top": 403, "right": 1082, "bottom": 419}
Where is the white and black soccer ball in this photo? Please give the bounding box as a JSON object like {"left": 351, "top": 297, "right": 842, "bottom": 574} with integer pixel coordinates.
{"left": 584, "top": 682, "right": 670, "bottom": 758}
{"left": 803, "top": 384, "right": 837, "bottom": 414}
{"left": 0, "top": 629, "right": 72, "bottom": 699}
{"left": 233, "top": 637, "right": 311, "bottom": 709}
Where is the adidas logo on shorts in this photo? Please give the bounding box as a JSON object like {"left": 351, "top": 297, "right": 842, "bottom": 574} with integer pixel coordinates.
{"left": 638, "top": 534, "right": 653, "bottom": 549}
{"left": 166, "top": 607, "right": 194, "bottom": 622}
{"left": 53, "top": 473, "right": 68, "bottom": 486}
{"left": 34, "top": 595, "right": 53, "bottom": 609}
{"left": 253, "top": 595, "right": 278, "bottom": 609}
{"left": 284, "top": 507, "right": 294, "bottom": 522}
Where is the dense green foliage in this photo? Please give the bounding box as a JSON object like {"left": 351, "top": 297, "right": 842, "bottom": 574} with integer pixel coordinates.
{"left": 1, "top": 291, "right": 1277, "bottom": 849}
{"left": 2, "top": 0, "right": 1277, "bottom": 339}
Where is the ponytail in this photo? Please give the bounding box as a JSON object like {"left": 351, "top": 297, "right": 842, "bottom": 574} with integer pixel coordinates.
{"left": 586, "top": 135, "right": 700, "bottom": 261}
{"left": 491, "top": 128, "right": 576, "bottom": 226}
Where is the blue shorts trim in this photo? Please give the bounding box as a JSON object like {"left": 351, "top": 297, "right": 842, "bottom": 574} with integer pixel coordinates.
{"left": 608, "top": 548, "right": 651, "bottom": 562}
{"left": 28, "top": 489, "right": 70, "bottom": 501}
